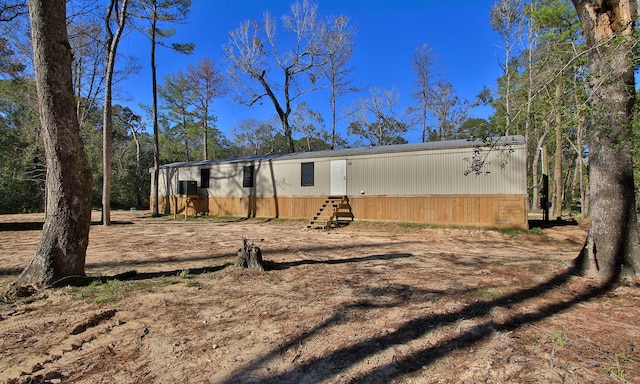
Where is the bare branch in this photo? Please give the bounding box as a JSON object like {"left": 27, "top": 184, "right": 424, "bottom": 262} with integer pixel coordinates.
{"left": 0, "top": 1, "right": 27, "bottom": 22}
{"left": 224, "top": 0, "right": 338, "bottom": 153}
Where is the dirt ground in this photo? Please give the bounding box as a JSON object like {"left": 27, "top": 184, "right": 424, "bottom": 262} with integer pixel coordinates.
{"left": 0, "top": 211, "right": 639, "bottom": 384}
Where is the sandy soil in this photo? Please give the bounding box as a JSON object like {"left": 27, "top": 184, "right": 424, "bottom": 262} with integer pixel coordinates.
{"left": 0, "top": 211, "right": 639, "bottom": 384}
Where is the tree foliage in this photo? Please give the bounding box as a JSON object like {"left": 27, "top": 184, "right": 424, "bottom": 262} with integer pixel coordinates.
{"left": 0, "top": 79, "right": 43, "bottom": 213}
{"left": 347, "top": 87, "right": 409, "bottom": 146}
{"left": 489, "top": 0, "right": 589, "bottom": 218}
{"left": 185, "top": 58, "right": 227, "bottom": 160}
{"left": 230, "top": 119, "right": 288, "bottom": 157}
{"left": 0, "top": 37, "right": 26, "bottom": 77}
{"left": 291, "top": 101, "right": 344, "bottom": 152}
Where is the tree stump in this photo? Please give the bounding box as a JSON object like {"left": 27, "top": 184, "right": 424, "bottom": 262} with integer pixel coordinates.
{"left": 237, "top": 238, "right": 265, "bottom": 271}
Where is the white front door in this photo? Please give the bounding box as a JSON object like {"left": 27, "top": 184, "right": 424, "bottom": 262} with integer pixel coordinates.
{"left": 330, "top": 159, "right": 347, "bottom": 196}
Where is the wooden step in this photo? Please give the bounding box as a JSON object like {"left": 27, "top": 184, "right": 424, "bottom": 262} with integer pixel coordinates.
{"left": 307, "top": 195, "right": 354, "bottom": 229}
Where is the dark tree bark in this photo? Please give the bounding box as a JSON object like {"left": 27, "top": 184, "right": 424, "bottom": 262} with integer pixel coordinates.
{"left": 572, "top": 0, "right": 640, "bottom": 282}
{"left": 237, "top": 238, "right": 265, "bottom": 271}
{"left": 17, "top": 0, "right": 93, "bottom": 287}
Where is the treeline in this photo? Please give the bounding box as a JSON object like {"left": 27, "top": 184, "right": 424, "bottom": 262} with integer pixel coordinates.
{"left": 488, "top": 0, "right": 640, "bottom": 218}
{"left": 0, "top": 0, "right": 638, "bottom": 216}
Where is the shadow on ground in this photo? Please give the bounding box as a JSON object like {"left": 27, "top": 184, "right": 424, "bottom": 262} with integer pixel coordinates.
{"left": 266, "top": 253, "right": 412, "bottom": 270}
{"left": 0, "top": 222, "right": 44, "bottom": 231}
{"left": 102, "top": 263, "right": 234, "bottom": 282}
{"left": 221, "top": 266, "right": 611, "bottom": 383}
{"left": 0, "top": 220, "right": 134, "bottom": 232}
{"left": 528, "top": 219, "right": 579, "bottom": 229}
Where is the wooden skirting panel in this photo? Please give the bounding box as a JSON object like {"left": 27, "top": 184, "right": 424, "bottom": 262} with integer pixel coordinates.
{"left": 348, "top": 195, "right": 528, "bottom": 229}
{"left": 152, "top": 194, "right": 528, "bottom": 229}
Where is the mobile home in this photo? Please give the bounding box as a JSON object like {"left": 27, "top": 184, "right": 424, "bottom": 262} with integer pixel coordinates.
{"left": 151, "top": 135, "right": 528, "bottom": 229}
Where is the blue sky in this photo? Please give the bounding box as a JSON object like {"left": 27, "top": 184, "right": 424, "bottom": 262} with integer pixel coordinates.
{"left": 118, "top": 0, "right": 502, "bottom": 144}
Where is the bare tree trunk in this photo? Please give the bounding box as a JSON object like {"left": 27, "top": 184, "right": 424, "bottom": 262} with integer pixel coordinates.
{"left": 331, "top": 82, "right": 337, "bottom": 149}
{"left": 553, "top": 83, "right": 563, "bottom": 220}
{"left": 490, "top": 0, "right": 522, "bottom": 136}
{"left": 282, "top": 104, "right": 294, "bottom": 153}
{"left": 567, "top": 116, "right": 586, "bottom": 219}
{"left": 150, "top": 1, "right": 160, "bottom": 216}
{"left": 525, "top": 1, "right": 535, "bottom": 209}
{"left": 203, "top": 105, "right": 209, "bottom": 160}
{"left": 577, "top": 118, "right": 585, "bottom": 219}
{"left": 532, "top": 148, "right": 540, "bottom": 211}
{"left": 421, "top": 96, "right": 428, "bottom": 143}
{"left": 137, "top": 0, "right": 193, "bottom": 214}
{"left": 184, "top": 136, "right": 190, "bottom": 162}
{"left": 504, "top": 39, "right": 511, "bottom": 136}
{"left": 182, "top": 111, "right": 190, "bottom": 162}
{"left": 103, "top": 73, "right": 113, "bottom": 224}
{"left": 573, "top": 73, "right": 587, "bottom": 219}
{"left": 531, "top": 132, "right": 547, "bottom": 210}
{"left": 130, "top": 126, "right": 142, "bottom": 208}
{"left": 570, "top": 156, "right": 578, "bottom": 206}
{"left": 572, "top": 0, "right": 640, "bottom": 282}
{"left": 102, "top": 0, "right": 129, "bottom": 226}
{"left": 18, "top": 0, "right": 93, "bottom": 287}
{"left": 256, "top": 71, "right": 295, "bottom": 153}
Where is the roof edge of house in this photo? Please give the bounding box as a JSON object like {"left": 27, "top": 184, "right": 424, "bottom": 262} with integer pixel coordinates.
{"left": 158, "top": 135, "right": 526, "bottom": 169}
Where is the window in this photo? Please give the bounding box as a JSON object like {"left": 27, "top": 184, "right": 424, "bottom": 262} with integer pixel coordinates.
{"left": 200, "top": 168, "right": 210, "bottom": 188}
{"left": 301, "top": 162, "right": 314, "bottom": 186}
{"left": 178, "top": 180, "right": 197, "bottom": 195}
{"left": 243, "top": 165, "right": 254, "bottom": 188}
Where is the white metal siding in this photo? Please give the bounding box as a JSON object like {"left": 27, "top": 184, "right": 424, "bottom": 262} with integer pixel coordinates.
{"left": 346, "top": 145, "right": 526, "bottom": 196}
{"left": 253, "top": 159, "right": 331, "bottom": 196}
{"left": 157, "top": 139, "right": 526, "bottom": 198}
